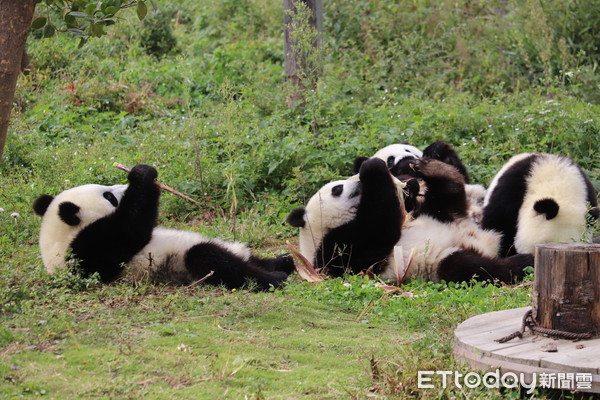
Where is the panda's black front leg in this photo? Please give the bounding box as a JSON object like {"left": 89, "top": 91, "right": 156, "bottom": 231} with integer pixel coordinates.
{"left": 346, "top": 158, "right": 402, "bottom": 274}
{"left": 438, "top": 250, "right": 533, "bottom": 284}
{"left": 250, "top": 254, "right": 295, "bottom": 274}
{"left": 70, "top": 165, "right": 160, "bottom": 282}
{"left": 422, "top": 141, "right": 471, "bottom": 183}
{"left": 116, "top": 164, "right": 160, "bottom": 234}
{"left": 410, "top": 158, "right": 468, "bottom": 222}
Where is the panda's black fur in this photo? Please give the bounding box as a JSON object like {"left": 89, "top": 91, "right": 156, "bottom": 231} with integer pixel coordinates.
{"left": 34, "top": 165, "right": 293, "bottom": 290}
{"left": 422, "top": 140, "right": 471, "bottom": 183}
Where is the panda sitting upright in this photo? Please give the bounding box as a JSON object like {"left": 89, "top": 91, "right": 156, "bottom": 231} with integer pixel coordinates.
{"left": 33, "top": 164, "right": 293, "bottom": 289}
{"left": 288, "top": 157, "right": 533, "bottom": 283}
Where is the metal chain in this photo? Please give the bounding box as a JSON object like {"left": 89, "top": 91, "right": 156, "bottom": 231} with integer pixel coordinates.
{"left": 495, "top": 308, "right": 593, "bottom": 344}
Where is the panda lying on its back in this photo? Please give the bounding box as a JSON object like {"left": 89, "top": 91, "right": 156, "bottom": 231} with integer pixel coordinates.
{"left": 392, "top": 158, "right": 531, "bottom": 283}
{"left": 482, "top": 153, "right": 599, "bottom": 257}
{"left": 33, "top": 165, "right": 293, "bottom": 290}
{"left": 288, "top": 157, "right": 532, "bottom": 283}
{"left": 287, "top": 158, "right": 403, "bottom": 277}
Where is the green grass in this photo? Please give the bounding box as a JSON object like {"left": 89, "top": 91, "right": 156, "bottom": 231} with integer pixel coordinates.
{"left": 1, "top": 277, "right": 533, "bottom": 399}
{"left": 1, "top": 0, "right": 599, "bottom": 398}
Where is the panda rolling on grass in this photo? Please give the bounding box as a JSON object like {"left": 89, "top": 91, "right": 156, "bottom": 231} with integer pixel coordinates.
{"left": 482, "top": 153, "right": 599, "bottom": 257}
{"left": 288, "top": 157, "right": 533, "bottom": 283}
{"left": 33, "top": 164, "right": 293, "bottom": 290}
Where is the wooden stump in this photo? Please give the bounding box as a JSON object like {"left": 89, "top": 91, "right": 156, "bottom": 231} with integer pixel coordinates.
{"left": 532, "top": 243, "right": 600, "bottom": 337}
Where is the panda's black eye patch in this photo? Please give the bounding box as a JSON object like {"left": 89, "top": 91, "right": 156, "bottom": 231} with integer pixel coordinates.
{"left": 103, "top": 191, "right": 119, "bottom": 207}
{"left": 331, "top": 184, "right": 344, "bottom": 197}
{"left": 386, "top": 156, "right": 396, "bottom": 168}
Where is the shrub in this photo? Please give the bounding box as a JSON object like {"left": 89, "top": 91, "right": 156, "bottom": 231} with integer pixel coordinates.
{"left": 140, "top": 10, "right": 177, "bottom": 58}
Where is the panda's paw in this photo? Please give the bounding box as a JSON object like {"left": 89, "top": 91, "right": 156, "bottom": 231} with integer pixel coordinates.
{"left": 359, "top": 157, "right": 389, "bottom": 181}
{"left": 128, "top": 164, "right": 158, "bottom": 184}
{"left": 411, "top": 158, "right": 464, "bottom": 182}
{"left": 506, "top": 253, "right": 534, "bottom": 281}
{"left": 252, "top": 254, "right": 295, "bottom": 274}
{"left": 353, "top": 156, "right": 369, "bottom": 174}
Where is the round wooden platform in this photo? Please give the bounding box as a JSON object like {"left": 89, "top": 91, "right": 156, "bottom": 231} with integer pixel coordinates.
{"left": 454, "top": 307, "right": 600, "bottom": 393}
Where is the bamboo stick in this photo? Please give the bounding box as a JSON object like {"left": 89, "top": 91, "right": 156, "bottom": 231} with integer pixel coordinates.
{"left": 113, "top": 163, "right": 202, "bottom": 207}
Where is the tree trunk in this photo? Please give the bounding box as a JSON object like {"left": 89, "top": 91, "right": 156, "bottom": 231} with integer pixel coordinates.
{"left": 532, "top": 243, "right": 600, "bottom": 336}
{"left": 0, "top": 0, "right": 36, "bottom": 162}
{"left": 284, "top": 0, "right": 322, "bottom": 108}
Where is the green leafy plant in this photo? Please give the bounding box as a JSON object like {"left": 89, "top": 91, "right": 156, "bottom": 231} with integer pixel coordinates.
{"left": 31, "top": 0, "right": 153, "bottom": 47}
{"left": 139, "top": 9, "right": 177, "bottom": 58}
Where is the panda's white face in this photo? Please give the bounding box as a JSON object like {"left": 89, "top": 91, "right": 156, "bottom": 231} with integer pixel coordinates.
{"left": 294, "top": 177, "right": 361, "bottom": 265}
{"left": 36, "top": 184, "right": 127, "bottom": 273}
{"left": 373, "top": 144, "right": 422, "bottom": 171}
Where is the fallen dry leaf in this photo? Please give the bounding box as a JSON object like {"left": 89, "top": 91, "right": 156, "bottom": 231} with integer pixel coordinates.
{"left": 286, "top": 241, "right": 324, "bottom": 283}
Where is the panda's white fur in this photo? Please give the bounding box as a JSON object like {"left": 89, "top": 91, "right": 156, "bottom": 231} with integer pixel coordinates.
{"left": 383, "top": 216, "right": 502, "bottom": 282}
{"left": 515, "top": 156, "right": 589, "bottom": 253}
{"left": 39, "top": 184, "right": 127, "bottom": 273}
{"left": 372, "top": 143, "right": 423, "bottom": 167}
{"left": 482, "top": 153, "right": 598, "bottom": 256}
{"left": 127, "top": 228, "right": 252, "bottom": 282}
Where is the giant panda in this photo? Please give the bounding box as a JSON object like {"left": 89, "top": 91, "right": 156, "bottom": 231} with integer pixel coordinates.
{"left": 287, "top": 157, "right": 403, "bottom": 277}
{"left": 288, "top": 157, "right": 533, "bottom": 283}
{"left": 481, "top": 153, "right": 599, "bottom": 257}
{"left": 33, "top": 164, "right": 293, "bottom": 290}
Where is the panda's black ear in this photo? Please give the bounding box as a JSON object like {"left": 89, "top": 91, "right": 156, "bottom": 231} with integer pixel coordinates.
{"left": 58, "top": 201, "right": 81, "bottom": 226}
{"left": 33, "top": 194, "right": 54, "bottom": 216}
{"left": 286, "top": 208, "right": 306, "bottom": 228}
{"left": 353, "top": 156, "right": 368, "bottom": 174}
